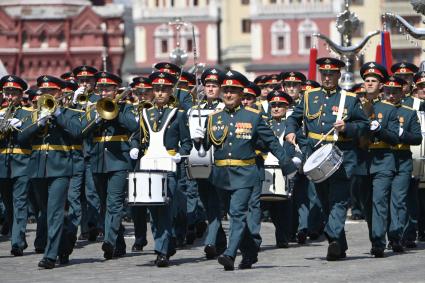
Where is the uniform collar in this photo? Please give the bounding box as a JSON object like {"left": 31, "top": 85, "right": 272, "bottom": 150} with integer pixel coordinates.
{"left": 321, "top": 86, "right": 339, "bottom": 96}
{"left": 224, "top": 105, "right": 241, "bottom": 113}
{"left": 154, "top": 104, "right": 169, "bottom": 110}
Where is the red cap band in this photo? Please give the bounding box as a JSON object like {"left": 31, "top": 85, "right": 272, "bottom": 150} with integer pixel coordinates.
{"left": 39, "top": 82, "right": 60, "bottom": 89}
{"left": 97, "top": 78, "right": 118, "bottom": 85}
{"left": 222, "top": 79, "right": 244, "bottom": 88}
{"left": 3, "top": 82, "right": 23, "bottom": 90}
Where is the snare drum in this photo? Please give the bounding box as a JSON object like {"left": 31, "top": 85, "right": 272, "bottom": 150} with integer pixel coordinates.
{"left": 303, "top": 144, "right": 343, "bottom": 183}
{"left": 261, "top": 166, "right": 289, "bottom": 201}
{"left": 128, "top": 170, "right": 168, "bottom": 205}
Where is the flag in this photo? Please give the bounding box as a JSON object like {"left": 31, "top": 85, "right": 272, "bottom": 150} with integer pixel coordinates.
{"left": 308, "top": 47, "right": 318, "bottom": 80}
{"left": 381, "top": 31, "right": 393, "bottom": 74}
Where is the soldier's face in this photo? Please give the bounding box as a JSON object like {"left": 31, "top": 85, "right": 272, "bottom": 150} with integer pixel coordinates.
{"left": 96, "top": 84, "right": 117, "bottom": 99}
{"left": 41, "top": 88, "right": 61, "bottom": 98}
{"left": 77, "top": 77, "right": 96, "bottom": 91}
{"left": 320, "top": 71, "right": 340, "bottom": 91}
{"left": 222, "top": 86, "right": 243, "bottom": 109}
{"left": 284, "top": 82, "right": 302, "bottom": 100}
{"left": 266, "top": 84, "right": 279, "bottom": 93}
{"left": 396, "top": 74, "right": 413, "bottom": 94}
{"left": 260, "top": 85, "right": 268, "bottom": 99}
{"left": 134, "top": 88, "right": 154, "bottom": 102}
{"left": 204, "top": 82, "right": 220, "bottom": 100}
{"left": 153, "top": 84, "right": 172, "bottom": 106}
{"left": 416, "top": 84, "right": 425, "bottom": 100}
{"left": 241, "top": 94, "right": 256, "bottom": 107}
{"left": 384, "top": 87, "right": 403, "bottom": 104}
{"left": 364, "top": 76, "right": 382, "bottom": 98}
{"left": 270, "top": 102, "right": 287, "bottom": 119}
{"left": 3, "top": 88, "right": 22, "bottom": 106}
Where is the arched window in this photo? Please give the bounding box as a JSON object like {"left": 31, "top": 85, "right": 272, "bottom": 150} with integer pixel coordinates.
{"left": 298, "top": 19, "right": 318, "bottom": 55}
{"left": 180, "top": 25, "right": 199, "bottom": 55}
{"left": 154, "top": 24, "right": 174, "bottom": 59}
{"left": 39, "top": 31, "right": 48, "bottom": 48}
{"left": 271, "top": 20, "right": 290, "bottom": 56}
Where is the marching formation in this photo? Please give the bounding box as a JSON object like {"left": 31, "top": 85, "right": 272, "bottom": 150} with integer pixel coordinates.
{"left": 0, "top": 57, "right": 425, "bottom": 271}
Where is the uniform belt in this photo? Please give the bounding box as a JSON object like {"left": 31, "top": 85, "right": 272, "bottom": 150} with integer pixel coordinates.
{"left": 70, "top": 145, "right": 83, "bottom": 150}
{"left": 32, "top": 144, "right": 75, "bottom": 151}
{"left": 392, "top": 144, "right": 410, "bottom": 151}
{"left": 369, "top": 141, "right": 391, "bottom": 150}
{"left": 308, "top": 132, "right": 352, "bottom": 142}
{"left": 255, "top": 150, "right": 268, "bottom": 160}
{"left": 93, "top": 135, "right": 129, "bottom": 143}
{"left": 0, "top": 148, "right": 31, "bottom": 155}
{"left": 215, "top": 158, "right": 256, "bottom": 167}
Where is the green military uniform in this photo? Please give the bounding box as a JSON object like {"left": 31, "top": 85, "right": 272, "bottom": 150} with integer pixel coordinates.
{"left": 363, "top": 98, "right": 399, "bottom": 253}
{"left": 286, "top": 81, "right": 369, "bottom": 259}
{"left": 135, "top": 104, "right": 192, "bottom": 256}
{"left": 389, "top": 104, "right": 422, "bottom": 245}
{"left": 0, "top": 104, "right": 33, "bottom": 254}
{"left": 20, "top": 77, "right": 82, "bottom": 267}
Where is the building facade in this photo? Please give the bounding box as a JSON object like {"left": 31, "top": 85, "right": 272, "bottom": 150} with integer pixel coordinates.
{"left": 0, "top": 0, "right": 125, "bottom": 85}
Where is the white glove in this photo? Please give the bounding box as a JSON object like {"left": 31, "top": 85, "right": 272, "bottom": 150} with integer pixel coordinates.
{"left": 171, "top": 153, "right": 181, "bottom": 164}
{"left": 129, "top": 148, "right": 139, "bottom": 160}
{"left": 8, "top": 118, "right": 22, "bottom": 129}
{"left": 95, "top": 111, "right": 102, "bottom": 124}
{"left": 73, "top": 87, "right": 85, "bottom": 104}
{"left": 193, "top": 125, "right": 206, "bottom": 140}
{"left": 0, "top": 112, "right": 5, "bottom": 119}
{"left": 292, "top": 156, "right": 302, "bottom": 169}
{"left": 370, "top": 120, "right": 381, "bottom": 132}
{"left": 399, "top": 127, "right": 404, "bottom": 137}
{"left": 38, "top": 115, "right": 49, "bottom": 127}
{"left": 53, "top": 107, "right": 61, "bottom": 117}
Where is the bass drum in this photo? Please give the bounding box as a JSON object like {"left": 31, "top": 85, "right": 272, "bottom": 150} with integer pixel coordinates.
{"left": 260, "top": 152, "right": 289, "bottom": 201}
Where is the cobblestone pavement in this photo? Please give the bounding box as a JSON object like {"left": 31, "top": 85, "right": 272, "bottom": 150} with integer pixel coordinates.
{"left": 0, "top": 220, "right": 424, "bottom": 283}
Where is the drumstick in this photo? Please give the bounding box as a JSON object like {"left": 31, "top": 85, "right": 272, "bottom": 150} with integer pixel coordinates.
{"left": 313, "top": 116, "right": 347, "bottom": 148}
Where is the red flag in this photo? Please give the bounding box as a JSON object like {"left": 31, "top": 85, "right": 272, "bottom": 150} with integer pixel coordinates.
{"left": 375, "top": 44, "right": 382, "bottom": 65}
{"left": 381, "top": 31, "right": 393, "bottom": 74}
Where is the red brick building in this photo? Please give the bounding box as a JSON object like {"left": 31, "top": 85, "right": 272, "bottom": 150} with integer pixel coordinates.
{"left": 0, "top": 0, "right": 125, "bottom": 85}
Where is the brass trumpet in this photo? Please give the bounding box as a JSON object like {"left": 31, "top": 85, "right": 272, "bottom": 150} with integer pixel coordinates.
{"left": 138, "top": 100, "right": 153, "bottom": 111}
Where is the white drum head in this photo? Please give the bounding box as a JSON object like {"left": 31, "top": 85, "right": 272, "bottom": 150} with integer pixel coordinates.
{"left": 304, "top": 143, "right": 333, "bottom": 172}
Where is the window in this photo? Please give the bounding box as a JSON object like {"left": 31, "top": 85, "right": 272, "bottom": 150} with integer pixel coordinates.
{"left": 161, "top": 40, "right": 168, "bottom": 53}
{"left": 241, "top": 0, "right": 249, "bottom": 4}
{"left": 155, "top": 0, "right": 159, "bottom": 7}
{"left": 242, "top": 19, "right": 251, "bottom": 33}
{"left": 271, "top": 20, "right": 291, "bottom": 55}
{"left": 186, "top": 39, "right": 193, "bottom": 52}
{"left": 193, "top": 0, "right": 198, "bottom": 6}
{"left": 298, "top": 19, "right": 318, "bottom": 55}
{"left": 39, "top": 31, "right": 48, "bottom": 48}
{"left": 154, "top": 24, "right": 174, "bottom": 58}
{"left": 277, "top": 36, "right": 285, "bottom": 50}
{"left": 270, "top": 0, "right": 276, "bottom": 3}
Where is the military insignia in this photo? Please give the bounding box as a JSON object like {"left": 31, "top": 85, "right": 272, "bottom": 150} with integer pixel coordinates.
{"left": 217, "top": 120, "right": 222, "bottom": 125}
{"left": 158, "top": 78, "right": 165, "bottom": 84}
{"left": 400, "top": 68, "right": 406, "bottom": 73}
{"left": 100, "top": 78, "right": 107, "bottom": 83}
{"left": 400, "top": 63, "right": 406, "bottom": 68}
{"left": 7, "top": 76, "right": 13, "bottom": 81}
{"left": 225, "top": 80, "right": 233, "bottom": 85}
{"left": 378, "top": 113, "right": 383, "bottom": 119}
{"left": 324, "top": 58, "right": 331, "bottom": 63}
{"left": 290, "top": 72, "right": 295, "bottom": 76}
{"left": 81, "top": 66, "right": 87, "bottom": 71}
{"left": 211, "top": 69, "right": 217, "bottom": 74}
{"left": 289, "top": 76, "right": 295, "bottom": 81}
{"left": 164, "top": 63, "right": 170, "bottom": 68}
{"left": 325, "top": 64, "right": 331, "bottom": 69}
{"left": 226, "top": 71, "right": 233, "bottom": 76}
{"left": 43, "top": 76, "right": 49, "bottom": 81}
{"left": 368, "top": 63, "right": 375, "bottom": 67}
{"left": 159, "top": 73, "right": 165, "bottom": 78}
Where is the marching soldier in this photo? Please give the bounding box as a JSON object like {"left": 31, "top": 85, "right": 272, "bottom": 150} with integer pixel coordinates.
{"left": 72, "top": 65, "right": 102, "bottom": 241}
{"left": 59, "top": 79, "right": 85, "bottom": 263}
{"left": 0, "top": 75, "right": 32, "bottom": 256}
{"left": 254, "top": 75, "right": 268, "bottom": 110}
{"left": 20, "top": 75, "right": 82, "bottom": 268}
{"left": 391, "top": 62, "right": 421, "bottom": 110}
{"left": 193, "top": 70, "right": 297, "bottom": 270}
{"left": 301, "top": 80, "right": 321, "bottom": 94}
{"left": 413, "top": 71, "right": 425, "bottom": 242}
{"left": 242, "top": 82, "right": 261, "bottom": 108}
{"left": 348, "top": 82, "right": 368, "bottom": 221}
{"left": 285, "top": 57, "right": 369, "bottom": 261}
{"left": 82, "top": 71, "right": 139, "bottom": 259}
{"left": 281, "top": 71, "right": 311, "bottom": 244}
{"left": 128, "top": 76, "right": 153, "bottom": 252}
{"left": 191, "top": 68, "right": 227, "bottom": 259}
{"left": 260, "top": 74, "right": 281, "bottom": 117}
{"left": 361, "top": 66, "right": 400, "bottom": 257}
{"left": 387, "top": 76, "right": 422, "bottom": 252}
{"left": 129, "top": 70, "right": 192, "bottom": 267}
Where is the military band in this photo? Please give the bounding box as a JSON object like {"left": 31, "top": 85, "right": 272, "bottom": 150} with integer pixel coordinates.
{"left": 1, "top": 56, "right": 425, "bottom": 271}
